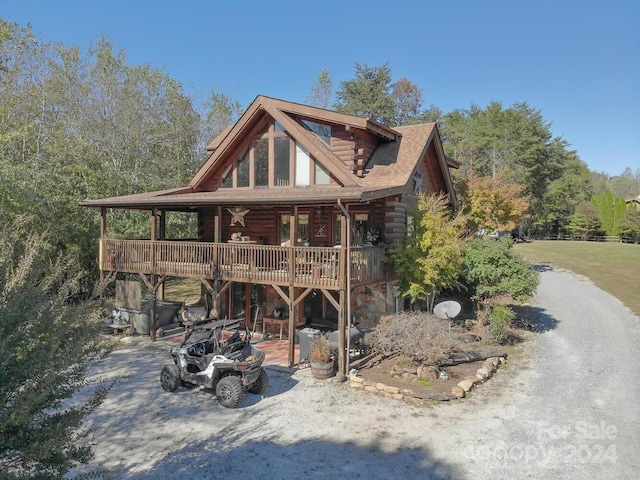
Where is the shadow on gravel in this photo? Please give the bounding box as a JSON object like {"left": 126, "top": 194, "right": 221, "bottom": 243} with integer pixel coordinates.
{"left": 511, "top": 305, "right": 558, "bottom": 333}
{"left": 532, "top": 263, "right": 554, "bottom": 273}
{"left": 86, "top": 429, "right": 456, "bottom": 480}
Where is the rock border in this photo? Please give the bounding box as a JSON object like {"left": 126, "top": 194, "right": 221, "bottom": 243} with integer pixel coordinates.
{"left": 345, "top": 356, "right": 507, "bottom": 404}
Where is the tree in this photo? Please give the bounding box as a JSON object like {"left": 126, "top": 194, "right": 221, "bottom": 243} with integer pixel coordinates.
{"left": 458, "top": 169, "right": 530, "bottom": 234}
{"left": 390, "top": 192, "right": 468, "bottom": 310}
{"left": 530, "top": 155, "right": 593, "bottom": 237}
{"left": 440, "top": 101, "right": 592, "bottom": 237}
{"left": 334, "top": 63, "right": 426, "bottom": 127}
{"left": 201, "top": 89, "right": 244, "bottom": 148}
{"left": 591, "top": 191, "right": 628, "bottom": 236}
{"left": 617, "top": 208, "right": 640, "bottom": 243}
{"left": 609, "top": 167, "right": 640, "bottom": 198}
{"left": 462, "top": 237, "right": 539, "bottom": 318}
{"left": 334, "top": 62, "right": 396, "bottom": 125}
{"left": 0, "top": 22, "right": 202, "bottom": 293}
{"left": 306, "top": 68, "right": 333, "bottom": 109}
{"left": 567, "top": 201, "right": 602, "bottom": 240}
{"left": 0, "top": 217, "right": 114, "bottom": 478}
{"left": 391, "top": 77, "right": 423, "bottom": 126}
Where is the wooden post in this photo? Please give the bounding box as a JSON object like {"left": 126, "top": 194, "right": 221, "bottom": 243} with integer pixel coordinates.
{"left": 150, "top": 209, "right": 158, "bottom": 342}
{"left": 288, "top": 285, "right": 295, "bottom": 368}
{"left": 99, "top": 207, "right": 106, "bottom": 277}
{"left": 158, "top": 210, "right": 166, "bottom": 300}
{"left": 336, "top": 201, "right": 351, "bottom": 375}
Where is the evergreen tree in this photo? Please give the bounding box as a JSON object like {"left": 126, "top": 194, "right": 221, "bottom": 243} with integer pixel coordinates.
{"left": 334, "top": 62, "right": 396, "bottom": 125}
{"left": 568, "top": 201, "right": 602, "bottom": 240}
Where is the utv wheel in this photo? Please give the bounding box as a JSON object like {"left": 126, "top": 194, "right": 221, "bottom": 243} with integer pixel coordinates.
{"left": 248, "top": 368, "right": 269, "bottom": 394}
{"left": 160, "top": 363, "right": 182, "bottom": 392}
{"left": 215, "top": 375, "right": 243, "bottom": 408}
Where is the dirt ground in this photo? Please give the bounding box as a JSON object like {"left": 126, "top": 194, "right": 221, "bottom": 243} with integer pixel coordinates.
{"left": 356, "top": 355, "right": 489, "bottom": 398}
{"left": 352, "top": 311, "right": 523, "bottom": 401}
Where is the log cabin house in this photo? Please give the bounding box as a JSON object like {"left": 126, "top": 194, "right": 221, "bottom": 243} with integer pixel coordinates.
{"left": 81, "top": 95, "right": 458, "bottom": 373}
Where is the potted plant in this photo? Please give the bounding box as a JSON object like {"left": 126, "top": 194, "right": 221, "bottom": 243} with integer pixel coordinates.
{"left": 310, "top": 332, "right": 334, "bottom": 379}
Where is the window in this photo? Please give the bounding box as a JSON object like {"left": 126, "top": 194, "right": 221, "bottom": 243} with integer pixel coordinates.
{"left": 279, "top": 214, "right": 290, "bottom": 245}
{"left": 353, "top": 213, "right": 369, "bottom": 244}
{"left": 301, "top": 119, "right": 332, "bottom": 145}
{"left": 274, "top": 136, "right": 290, "bottom": 186}
{"left": 297, "top": 214, "right": 310, "bottom": 245}
{"left": 254, "top": 138, "right": 268, "bottom": 186}
{"left": 221, "top": 165, "right": 232, "bottom": 188}
{"left": 279, "top": 213, "right": 310, "bottom": 245}
{"left": 237, "top": 150, "right": 249, "bottom": 187}
{"left": 219, "top": 119, "right": 331, "bottom": 188}
{"left": 315, "top": 161, "right": 330, "bottom": 185}
{"left": 334, "top": 213, "right": 342, "bottom": 245}
{"left": 295, "top": 145, "right": 310, "bottom": 187}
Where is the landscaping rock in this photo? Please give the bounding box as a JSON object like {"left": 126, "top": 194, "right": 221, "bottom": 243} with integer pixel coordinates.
{"left": 476, "top": 366, "right": 492, "bottom": 379}
{"left": 464, "top": 375, "right": 482, "bottom": 385}
{"left": 458, "top": 379, "right": 474, "bottom": 392}
{"left": 417, "top": 365, "right": 439, "bottom": 382}
{"left": 451, "top": 386, "right": 465, "bottom": 398}
{"left": 383, "top": 385, "right": 401, "bottom": 395}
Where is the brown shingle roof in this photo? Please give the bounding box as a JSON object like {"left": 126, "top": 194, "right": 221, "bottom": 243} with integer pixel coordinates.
{"left": 82, "top": 96, "right": 456, "bottom": 209}
{"left": 360, "top": 123, "right": 436, "bottom": 191}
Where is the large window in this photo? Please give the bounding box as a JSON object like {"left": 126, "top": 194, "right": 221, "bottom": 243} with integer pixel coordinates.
{"left": 274, "top": 136, "right": 290, "bottom": 186}
{"left": 254, "top": 138, "right": 268, "bottom": 186}
{"left": 237, "top": 150, "right": 250, "bottom": 187}
{"left": 220, "top": 119, "right": 333, "bottom": 188}
{"left": 296, "top": 145, "right": 310, "bottom": 187}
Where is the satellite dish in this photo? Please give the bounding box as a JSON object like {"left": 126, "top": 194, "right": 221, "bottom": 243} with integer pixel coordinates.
{"left": 433, "top": 300, "right": 462, "bottom": 320}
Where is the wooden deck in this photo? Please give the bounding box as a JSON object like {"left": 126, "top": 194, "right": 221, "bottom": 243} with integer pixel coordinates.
{"left": 101, "top": 239, "right": 385, "bottom": 289}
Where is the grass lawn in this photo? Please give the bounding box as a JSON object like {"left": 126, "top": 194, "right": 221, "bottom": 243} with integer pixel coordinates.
{"left": 515, "top": 240, "right": 639, "bottom": 316}
{"left": 163, "top": 277, "right": 203, "bottom": 304}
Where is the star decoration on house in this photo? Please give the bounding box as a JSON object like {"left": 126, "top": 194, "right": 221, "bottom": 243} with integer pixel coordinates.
{"left": 227, "top": 207, "right": 250, "bottom": 227}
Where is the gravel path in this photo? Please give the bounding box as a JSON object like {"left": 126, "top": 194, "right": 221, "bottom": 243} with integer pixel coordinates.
{"left": 70, "top": 265, "right": 640, "bottom": 479}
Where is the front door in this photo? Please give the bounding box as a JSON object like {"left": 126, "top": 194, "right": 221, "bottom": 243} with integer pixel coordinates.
{"left": 225, "top": 283, "right": 263, "bottom": 327}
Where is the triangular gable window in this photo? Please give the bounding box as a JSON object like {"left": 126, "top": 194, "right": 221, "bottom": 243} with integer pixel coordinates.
{"left": 300, "top": 119, "right": 332, "bottom": 145}
{"left": 220, "top": 119, "right": 334, "bottom": 188}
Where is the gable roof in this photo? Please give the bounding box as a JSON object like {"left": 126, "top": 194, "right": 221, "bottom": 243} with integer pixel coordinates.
{"left": 82, "top": 95, "right": 456, "bottom": 209}
{"left": 193, "top": 96, "right": 399, "bottom": 189}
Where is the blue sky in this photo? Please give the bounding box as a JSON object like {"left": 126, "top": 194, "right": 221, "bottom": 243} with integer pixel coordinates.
{"left": 2, "top": 0, "right": 638, "bottom": 176}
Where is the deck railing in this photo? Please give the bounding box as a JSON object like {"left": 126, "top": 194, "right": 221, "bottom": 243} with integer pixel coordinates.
{"left": 101, "top": 239, "right": 385, "bottom": 288}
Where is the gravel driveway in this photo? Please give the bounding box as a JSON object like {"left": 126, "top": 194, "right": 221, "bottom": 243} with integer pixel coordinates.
{"left": 70, "top": 265, "right": 640, "bottom": 479}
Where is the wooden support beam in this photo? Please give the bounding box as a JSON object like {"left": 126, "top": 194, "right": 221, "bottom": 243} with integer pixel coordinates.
{"left": 338, "top": 289, "right": 345, "bottom": 374}
{"left": 272, "top": 284, "right": 291, "bottom": 305}
{"left": 138, "top": 273, "right": 153, "bottom": 292}
{"left": 320, "top": 288, "right": 340, "bottom": 311}
{"left": 288, "top": 285, "right": 295, "bottom": 368}
{"left": 292, "top": 288, "right": 313, "bottom": 308}
{"left": 199, "top": 278, "right": 217, "bottom": 317}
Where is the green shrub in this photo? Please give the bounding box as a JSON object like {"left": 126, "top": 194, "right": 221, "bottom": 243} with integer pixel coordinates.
{"left": 462, "top": 237, "right": 539, "bottom": 314}
{"left": 488, "top": 305, "right": 515, "bottom": 344}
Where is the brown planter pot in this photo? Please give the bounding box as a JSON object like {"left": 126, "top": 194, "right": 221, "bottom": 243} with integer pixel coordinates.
{"left": 310, "top": 359, "right": 335, "bottom": 379}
